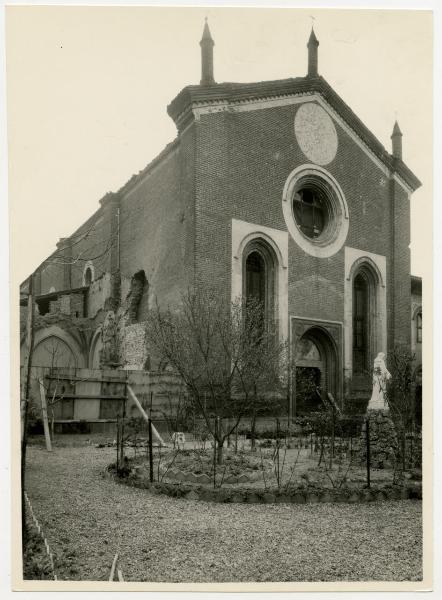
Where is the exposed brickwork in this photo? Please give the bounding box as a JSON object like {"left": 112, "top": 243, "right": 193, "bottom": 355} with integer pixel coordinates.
{"left": 48, "top": 292, "right": 84, "bottom": 319}
{"left": 21, "top": 73, "right": 419, "bottom": 408}
{"left": 119, "top": 134, "right": 195, "bottom": 317}
{"left": 391, "top": 180, "right": 411, "bottom": 350}
{"left": 122, "top": 324, "right": 148, "bottom": 370}
{"left": 193, "top": 100, "right": 399, "bottom": 329}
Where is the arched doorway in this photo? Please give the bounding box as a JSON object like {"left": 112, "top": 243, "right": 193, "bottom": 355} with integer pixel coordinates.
{"left": 32, "top": 335, "right": 78, "bottom": 420}
{"left": 295, "top": 327, "right": 338, "bottom": 413}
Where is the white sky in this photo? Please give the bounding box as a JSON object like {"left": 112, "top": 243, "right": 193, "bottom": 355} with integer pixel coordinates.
{"left": 6, "top": 6, "right": 432, "bottom": 283}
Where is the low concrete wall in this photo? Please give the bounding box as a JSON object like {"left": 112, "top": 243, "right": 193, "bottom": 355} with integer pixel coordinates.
{"left": 25, "top": 366, "right": 186, "bottom": 435}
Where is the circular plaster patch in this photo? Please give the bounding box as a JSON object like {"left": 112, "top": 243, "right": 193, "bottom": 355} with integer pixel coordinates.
{"left": 294, "top": 103, "right": 338, "bottom": 166}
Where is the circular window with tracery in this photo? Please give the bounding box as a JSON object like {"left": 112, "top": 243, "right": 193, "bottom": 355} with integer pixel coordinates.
{"left": 282, "top": 165, "right": 349, "bottom": 258}
{"left": 293, "top": 188, "right": 327, "bottom": 239}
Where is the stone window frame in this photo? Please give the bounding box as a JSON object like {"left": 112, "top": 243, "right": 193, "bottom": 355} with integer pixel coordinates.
{"left": 282, "top": 164, "right": 349, "bottom": 258}
{"left": 231, "top": 219, "right": 288, "bottom": 342}
{"left": 344, "top": 248, "right": 387, "bottom": 380}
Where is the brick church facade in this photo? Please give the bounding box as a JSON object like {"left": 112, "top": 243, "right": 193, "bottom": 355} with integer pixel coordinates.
{"left": 20, "top": 23, "right": 421, "bottom": 419}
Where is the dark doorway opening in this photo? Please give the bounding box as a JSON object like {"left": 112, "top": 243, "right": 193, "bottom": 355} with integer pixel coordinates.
{"left": 294, "top": 327, "right": 339, "bottom": 415}
{"left": 296, "top": 366, "right": 322, "bottom": 413}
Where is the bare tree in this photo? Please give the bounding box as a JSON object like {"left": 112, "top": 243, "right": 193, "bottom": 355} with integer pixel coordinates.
{"left": 145, "top": 289, "right": 287, "bottom": 464}
{"left": 158, "top": 390, "right": 192, "bottom": 445}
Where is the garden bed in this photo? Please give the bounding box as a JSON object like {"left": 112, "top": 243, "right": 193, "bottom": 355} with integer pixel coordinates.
{"left": 111, "top": 439, "right": 421, "bottom": 486}
{"left": 105, "top": 459, "right": 422, "bottom": 505}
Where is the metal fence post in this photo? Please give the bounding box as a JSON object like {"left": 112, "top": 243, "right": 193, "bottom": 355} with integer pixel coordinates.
{"left": 148, "top": 414, "right": 154, "bottom": 483}
{"left": 365, "top": 417, "right": 371, "bottom": 488}
{"left": 213, "top": 417, "right": 217, "bottom": 488}
{"left": 116, "top": 415, "right": 120, "bottom": 471}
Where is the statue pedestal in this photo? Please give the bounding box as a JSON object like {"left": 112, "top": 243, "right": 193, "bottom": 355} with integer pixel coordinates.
{"left": 358, "top": 352, "right": 399, "bottom": 470}
{"left": 359, "top": 409, "right": 398, "bottom": 469}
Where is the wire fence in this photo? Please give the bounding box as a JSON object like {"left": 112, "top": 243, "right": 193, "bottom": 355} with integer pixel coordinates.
{"left": 112, "top": 408, "right": 422, "bottom": 491}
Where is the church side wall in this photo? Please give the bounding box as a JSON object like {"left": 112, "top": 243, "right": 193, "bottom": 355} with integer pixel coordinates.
{"left": 37, "top": 210, "right": 111, "bottom": 295}
{"left": 119, "top": 129, "right": 195, "bottom": 318}
{"left": 69, "top": 213, "right": 112, "bottom": 290}
{"left": 39, "top": 254, "right": 66, "bottom": 295}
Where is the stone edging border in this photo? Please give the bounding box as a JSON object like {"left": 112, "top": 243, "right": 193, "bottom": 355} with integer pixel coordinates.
{"left": 103, "top": 468, "right": 422, "bottom": 505}
{"left": 156, "top": 466, "right": 260, "bottom": 485}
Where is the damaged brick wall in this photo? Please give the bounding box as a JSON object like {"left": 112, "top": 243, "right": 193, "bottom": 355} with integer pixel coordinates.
{"left": 121, "top": 323, "right": 149, "bottom": 370}
{"left": 126, "top": 270, "right": 147, "bottom": 324}
{"left": 98, "top": 270, "right": 149, "bottom": 369}
{"left": 48, "top": 293, "right": 85, "bottom": 319}
{"left": 99, "top": 310, "right": 120, "bottom": 368}
{"left": 87, "top": 273, "right": 112, "bottom": 319}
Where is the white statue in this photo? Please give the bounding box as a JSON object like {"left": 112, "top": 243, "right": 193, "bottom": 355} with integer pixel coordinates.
{"left": 367, "top": 352, "right": 391, "bottom": 411}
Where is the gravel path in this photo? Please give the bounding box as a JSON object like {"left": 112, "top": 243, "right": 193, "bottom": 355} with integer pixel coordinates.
{"left": 25, "top": 445, "right": 423, "bottom": 582}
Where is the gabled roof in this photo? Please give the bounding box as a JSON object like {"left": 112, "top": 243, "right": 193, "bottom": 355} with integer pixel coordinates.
{"left": 167, "top": 75, "right": 421, "bottom": 192}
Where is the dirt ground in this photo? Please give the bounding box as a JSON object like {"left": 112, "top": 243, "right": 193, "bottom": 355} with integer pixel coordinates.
{"left": 24, "top": 442, "right": 423, "bottom": 582}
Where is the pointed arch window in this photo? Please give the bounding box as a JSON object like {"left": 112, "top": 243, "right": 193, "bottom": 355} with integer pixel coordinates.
{"left": 416, "top": 312, "right": 422, "bottom": 344}
{"left": 353, "top": 273, "right": 369, "bottom": 374}
{"left": 346, "top": 255, "right": 386, "bottom": 383}
{"left": 84, "top": 267, "right": 93, "bottom": 286}
{"left": 82, "top": 261, "right": 95, "bottom": 286}
{"left": 243, "top": 239, "right": 277, "bottom": 334}
{"left": 246, "top": 251, "right": 266, "bottom": 305}
{"left": 351, "top": 261, "right": 383, "bottom": 377}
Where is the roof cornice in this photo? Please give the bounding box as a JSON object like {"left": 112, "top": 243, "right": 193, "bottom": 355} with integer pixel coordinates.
{"left": 116, "top": 138, "right": 180, "bottom": 198}
{"left": 167, "top": 76, "right": 421, "bottom": 192}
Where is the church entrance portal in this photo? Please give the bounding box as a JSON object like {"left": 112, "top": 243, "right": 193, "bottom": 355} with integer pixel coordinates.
{"left": 294, "top": 327, "right": 338, "bottom": 414}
